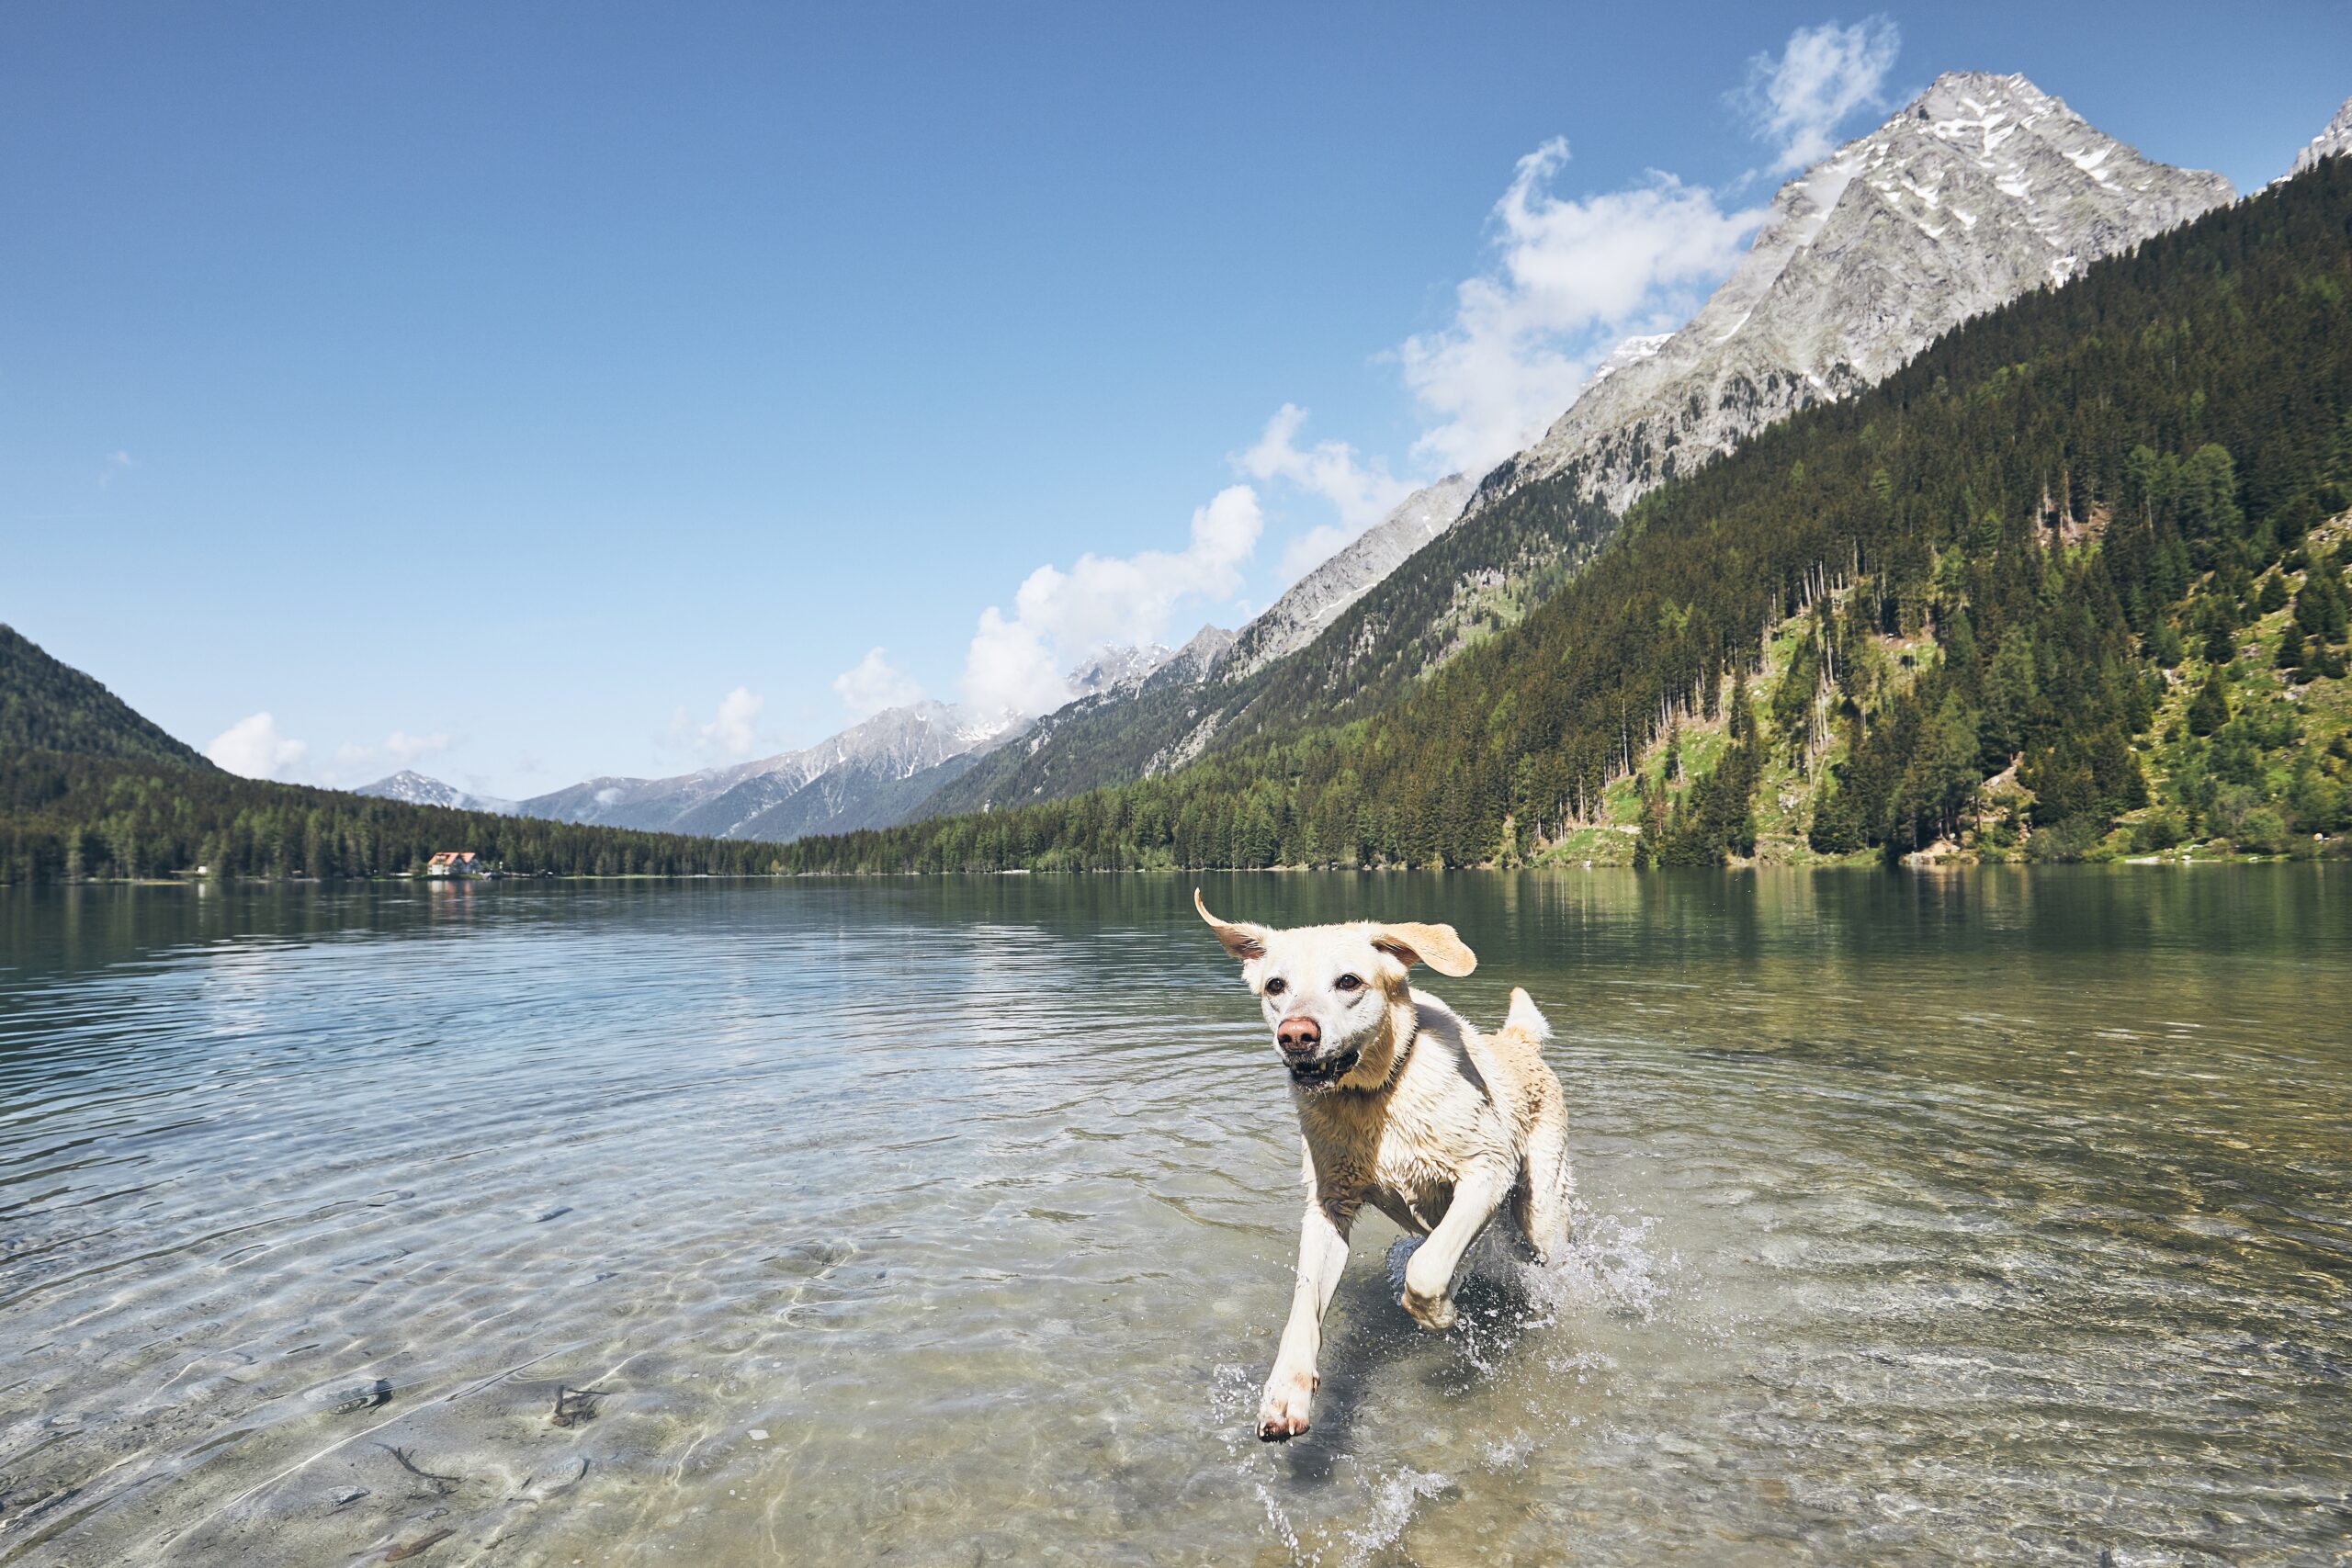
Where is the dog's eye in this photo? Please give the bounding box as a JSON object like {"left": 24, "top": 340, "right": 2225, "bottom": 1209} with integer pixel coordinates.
{"left": 1334, "top": 974, "right": 1363, "bottom": 993}
{"left": 1263, "top": 978, "right": 1287, "bottom": 997}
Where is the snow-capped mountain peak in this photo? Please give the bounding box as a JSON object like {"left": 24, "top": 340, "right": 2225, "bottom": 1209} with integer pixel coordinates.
{"left": 1477, "top": 69, "right": 2233, "bottom": 515}
{"left": 355, "top": 771, "right": 517, "bottom": 815}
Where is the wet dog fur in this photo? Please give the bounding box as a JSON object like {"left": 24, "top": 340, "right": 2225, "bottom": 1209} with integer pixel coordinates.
{"left": 1194, "top": 889, "right": 1572, "bottom": 1441}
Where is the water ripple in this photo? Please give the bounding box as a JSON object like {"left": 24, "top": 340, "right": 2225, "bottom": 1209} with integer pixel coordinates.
{"left": 0, "top": 871, "right": 2346, "bottom": 1565}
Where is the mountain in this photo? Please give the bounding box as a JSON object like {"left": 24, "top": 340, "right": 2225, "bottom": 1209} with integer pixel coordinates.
{"left": 356, "top": 770, "right": 517, "bottom": 815}
{"left": 772, "top": 152, "right": 2352, "bottom": 874}
{"left": 1153, "top": 624, "right": 1237, "bottom": 687}
{"left": 1219, "top": 476, "right": 1475, "bottom": 681}
{"left": 0, "top": 624, "right": 213, "bottom": 768}
{"left": 902, "top": 71, "right": 2233, "bottom": 820}
{"left": 669, "top": 702, "right": 1021, "bottom": 841}
{"left": 1065, "top": 642, "right": 1177, "bottom": 697}
{"left": 504, "top": 637, "right": 1248, "bottom": 841}
{"left": 2294, "top": 94, "right": 2352, "bottom": 175}
{"left": 1480, "top": 72, "right": 2233, "bottom": 515}
{"left": 513, "top": 700, "right": 1023, "bottom": 843}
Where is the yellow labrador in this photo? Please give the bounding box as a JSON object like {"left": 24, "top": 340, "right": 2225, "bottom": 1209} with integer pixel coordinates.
{"left": 1195, "top": 890, "right": 1572, "bottom": 1441}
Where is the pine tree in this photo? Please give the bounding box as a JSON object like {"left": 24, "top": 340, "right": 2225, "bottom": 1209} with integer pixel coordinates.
{"left": 2203, "top": 613, "right": 2238, "bottom": 666}
{"left": 2187, "top": 670, "right": 2232, "bottom": 737}
{"left": 2278, "top": 622, "right": 2308, "bottom": 671}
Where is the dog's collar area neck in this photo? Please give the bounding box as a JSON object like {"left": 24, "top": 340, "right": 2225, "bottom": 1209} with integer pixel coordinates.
{"left": 1345, "top": 1008, "right": 1418, "bottom": 1097}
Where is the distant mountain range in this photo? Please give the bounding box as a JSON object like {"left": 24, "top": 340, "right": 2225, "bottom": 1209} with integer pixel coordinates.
{"left": 376, "top": 76, "right": 2318, "bottom": 842}
{"left": 770, "top": 114, "right": 2352, "bottom": 874}
{"left": 903, "top": 72, "right": 2243, "bottom": 819}
{"left": 16, "top": 79, "right": 2346, "bottom": 882}
{"left": 360, "top": 643, "right": 1218, "bottom": 842}
{"left": 355, "top": 770, "right": 518, "bottom": 815}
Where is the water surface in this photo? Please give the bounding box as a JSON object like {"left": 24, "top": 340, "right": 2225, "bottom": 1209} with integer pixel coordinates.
{"left": 2, "top": 870, "right": 2347, "bottom": 1565}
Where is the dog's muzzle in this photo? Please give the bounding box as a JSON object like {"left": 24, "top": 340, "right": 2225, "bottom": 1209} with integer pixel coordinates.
{"left": 1285, "top": 1045, "right": 1361, "bottom": 1089}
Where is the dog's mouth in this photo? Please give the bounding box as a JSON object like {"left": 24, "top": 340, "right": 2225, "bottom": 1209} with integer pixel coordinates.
{"left": 1285, "top": 1046, "right": 1361, "bottom": 1089}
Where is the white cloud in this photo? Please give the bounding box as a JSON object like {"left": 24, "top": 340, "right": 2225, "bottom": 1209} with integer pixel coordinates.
{"left": 832, "top": 647, "right": 924, "bottom": 718}
{"left": 704, "top": 686, "right": 764, "bottom": 758}
{"left": 1398, "top": 141, "right": 1764, "bottom": 476}
{"left": 958, "top": 485, "right": 1264, "bottom": 716}
{"left": 672, "top": 686, "right": 766, "bottom": 762}
{"left": 208, "top": 712, "right": 309, "bottom": 780}
{"left": 1238, "top": 404, "right": 1413, "bottom": 532}
{"left": 1738, "top": 17, "right": 1901, "bottom": 174}
{"left": 1239, "top": 405, "right": 1419, "bottom": 586}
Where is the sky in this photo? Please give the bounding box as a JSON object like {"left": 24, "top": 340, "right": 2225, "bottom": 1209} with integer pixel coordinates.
{"left": 7, "top": 3, "right": 2349, "bottom": 798}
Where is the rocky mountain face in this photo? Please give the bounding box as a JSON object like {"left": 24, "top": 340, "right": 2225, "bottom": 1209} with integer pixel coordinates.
{"left": 1480, "top": 72, "right": 2233, "bottom": 515}
{"left": 1218, "top": 476, "right": 1475, "bottom": 681}
{"left": 356, "top": 770, "right": 517, "bottom": 815}
{"left": 901, "top": 72, "right": 2235, "bottom": 824}
{"left": 1150, "top": 624, "right": 1238, "bottom": 688}
{"left": 1065, "top": 643, "right": 1176, "bottom": 699}
{"left": 2294, "top": 95, "right": 2352, "bottom": 175}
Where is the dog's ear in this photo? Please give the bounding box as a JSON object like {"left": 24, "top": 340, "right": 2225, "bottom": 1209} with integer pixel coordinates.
{"left": 1194, "top": 887, "right": 1272, "bottom": 963}
{"left": 1371, "top": 922, "right": 1477, "bottom": 978}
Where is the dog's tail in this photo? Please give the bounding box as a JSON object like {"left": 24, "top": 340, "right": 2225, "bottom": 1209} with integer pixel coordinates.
{"left": 1503, "top": 987, "right": 1551, "bottom": 1041}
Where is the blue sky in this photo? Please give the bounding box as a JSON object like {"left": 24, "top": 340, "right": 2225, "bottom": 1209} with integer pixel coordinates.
{"left": 7, "top": 3, "right": 2348, "bottom": 797}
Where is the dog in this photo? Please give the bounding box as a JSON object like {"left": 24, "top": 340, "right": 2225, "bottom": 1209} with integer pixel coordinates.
{"left": 1195, "top": 889, "right": 1573, "bottom": 1442}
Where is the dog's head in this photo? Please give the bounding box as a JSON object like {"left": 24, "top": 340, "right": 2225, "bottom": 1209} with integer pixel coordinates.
{"left": 1194, "top": 887, "right": 1475, "bottom": 1093}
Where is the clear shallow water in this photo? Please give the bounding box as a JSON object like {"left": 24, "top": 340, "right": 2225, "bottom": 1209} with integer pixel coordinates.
{"left": 1, "top": 870, "right": 2347, "bottom": 1567}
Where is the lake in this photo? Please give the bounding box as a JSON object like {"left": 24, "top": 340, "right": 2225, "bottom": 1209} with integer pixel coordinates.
{"left": 1, "top": 870, "right": 2347, "bottom": 1566}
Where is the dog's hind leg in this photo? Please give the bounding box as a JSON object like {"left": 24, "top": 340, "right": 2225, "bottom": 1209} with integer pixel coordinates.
{"left": 1514, "top": 1106, "right": 1574, "bottom": 1266}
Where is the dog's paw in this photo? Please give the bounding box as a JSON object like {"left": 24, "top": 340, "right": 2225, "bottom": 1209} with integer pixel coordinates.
{"left": 1257, "top": 1371, "right": 1315, "bottom": 1441}
{"left": 1400, "top": 1284, "right": 1457, "bottom": 1332}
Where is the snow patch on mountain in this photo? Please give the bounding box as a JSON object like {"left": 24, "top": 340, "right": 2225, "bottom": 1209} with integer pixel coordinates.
{"left": 356, "top": 770, "right": 518, "bottom": 815}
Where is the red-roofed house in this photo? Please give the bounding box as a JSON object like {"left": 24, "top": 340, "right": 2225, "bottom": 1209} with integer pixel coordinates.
{"left": 425, "top": 851, "right": 482, "bottom": 878}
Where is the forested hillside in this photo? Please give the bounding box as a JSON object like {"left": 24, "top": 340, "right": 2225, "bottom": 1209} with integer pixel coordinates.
{"left": 0, "top": 626, "right": 215, "bottom": 768}
{"left": 0, "top": 750, "right": 801, "bottom": 883}
{"left": 773, "top": 158, "right": 2352, "bottom": 872}
{"left": 0, "top": 636, "right": 808, "bottom": 884}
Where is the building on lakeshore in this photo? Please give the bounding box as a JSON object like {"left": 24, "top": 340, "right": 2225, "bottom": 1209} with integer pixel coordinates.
{"left": 424, "top": 851, "right": 482, "bottom": 877}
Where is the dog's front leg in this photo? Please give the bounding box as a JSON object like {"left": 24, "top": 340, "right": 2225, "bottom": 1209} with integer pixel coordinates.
{"left": 1400, "top": 1160, "right": 1512, "bottom": 1332}
{"left": 1260, "top": 1195, "right": 1350, "bottom": 1442}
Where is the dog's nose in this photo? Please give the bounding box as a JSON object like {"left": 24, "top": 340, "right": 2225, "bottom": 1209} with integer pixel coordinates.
{"left": 1275, "top": 1015, "right": 1321, "bottom": 1055}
